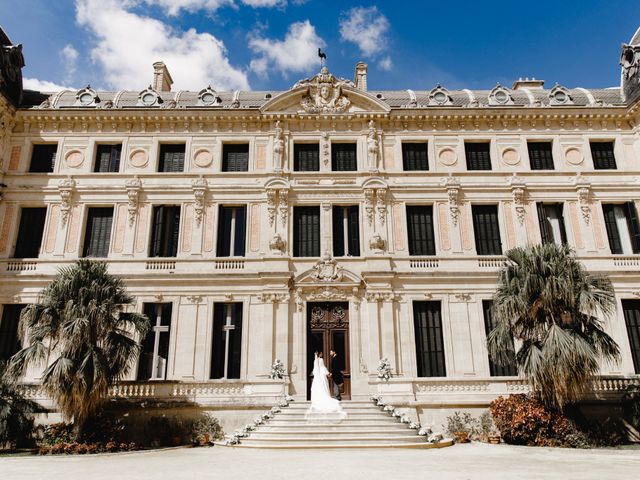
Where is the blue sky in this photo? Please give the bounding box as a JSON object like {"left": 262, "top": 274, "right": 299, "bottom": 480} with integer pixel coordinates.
{"left": 1, "top": 0, "right": 639, "bottom": 92}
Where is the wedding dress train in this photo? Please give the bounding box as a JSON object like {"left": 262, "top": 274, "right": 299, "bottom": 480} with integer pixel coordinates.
{"left": 305, "top": 354, "right": 347, "bottom": 421}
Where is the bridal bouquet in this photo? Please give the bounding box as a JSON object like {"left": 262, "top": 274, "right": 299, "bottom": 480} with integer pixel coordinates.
{"left": 269, "top": 359, "right": 286, "bottom": 379}
{"left": 377, "top": 358, "right": 392, "bottom": 381}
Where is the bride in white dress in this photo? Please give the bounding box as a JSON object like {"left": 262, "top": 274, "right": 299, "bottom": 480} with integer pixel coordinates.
{"left": 306, "top": 351, "right": 347, "bottom": 420}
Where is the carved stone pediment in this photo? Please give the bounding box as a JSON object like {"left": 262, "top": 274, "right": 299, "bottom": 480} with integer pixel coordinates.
{"left": 294, "top": 253, "right": 362, "bottom": 287}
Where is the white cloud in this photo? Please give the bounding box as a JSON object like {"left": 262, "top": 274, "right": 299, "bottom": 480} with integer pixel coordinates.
{"left": 142, "top": 0, "right": 289, "bottom": 16}
{"left": 23, "top": 78, "right": 74, "bottom": 92}
{"left": 378, "top": 56, "right": 392, "bottom": 71}
{"left": 75, "top": 0, "right": 250, "bottom": 90}
{"left": 339, "top": 6, "right": 390, "bottom": 58}
{"left": 249, "top": 20, "right": 324, "bottom": 78}
{"left": 60, "top": 44, "right": 79, "bottom": 85}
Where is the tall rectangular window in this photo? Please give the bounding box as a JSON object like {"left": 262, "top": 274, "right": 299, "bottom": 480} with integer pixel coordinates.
{"left": 293, "top": 206, "right": 320, "bottom": 257}
{"left": 402, "top": 142, "right": 429, "bottom": 171}
{"left": 94, "top": 144, "right": 122, "bottom": 173}
{"left": 332, "top": 205, "right": 360, "bottom": 257}
{"left": 13, "top": 207, "right": 47, "bottom": 258}
{"left": 591, "top": 141, "right": 617, "bottom": 170}
{"left": 211, "top": 302, "right": 243, "bottom": 379}
{"left": 331, "top": 143, "right": 357, "bottom": 171}
{"left": 217, "top": 206, "right": 246, "bottom": 257}
{"left": 222, "top": 144, "right": 249, "bottom": 172}
{"left": 158, "top": 144, "right": 185, "bottom": 172}
{"left": 482, "top": 300, "right": 517, "bottom": 377}
{"left": 465, "top": 142, "right": 492, "bottom": 170}
{"left": 82, "top": 207, "right": 114, "bottom": 258}
{"left": 406, "top": 205, "right": 436, "bottom": 256}
{"left": 622, "top": 300, "right": 640, "bottom": 374}
{"left": 472, "top": 205, "right": 502, "bottom": 255}
{"left": 0, "top": 304, "right": 25, "bottom": 361}
{"left": 528, "top": 141, "right": 554, "bottom": 170}
{"left": 536, "top": 203, "right": 567, "bottom": 245}
{"left": 602, "top": 203, "right": 640, "bottom": 254}
{"left": 137, "top": 303, "right": 172, "bottom": 380}
{"left": 413, "top": 301, "right": 446, "bottom": 377}
{"left": 294, "top": 144, "right": 320, "bottom": 172}
{"left": 29, "top": 144, "right": 57, "bottom": 173}
{"left": 150, "top": 206, "right": 181, "bottom": 257}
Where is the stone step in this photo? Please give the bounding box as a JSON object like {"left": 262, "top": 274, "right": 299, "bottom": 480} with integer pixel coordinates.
{"left": 239, "top": 434, "right": 427, "bottom": 445}
{"left": 224, "top": 439, "right": 454, "bottom": 449}
{"left": 267, "top": 417, "right": 400, "bottom": 425}
{"left": 260, "top": 423, "right": 409, "bottom": 431}
{"left": 278, "top": 409, "right": 386, "bottom": 415}
{"left": 249, "top": 429, "right": 415, "bottom": 438}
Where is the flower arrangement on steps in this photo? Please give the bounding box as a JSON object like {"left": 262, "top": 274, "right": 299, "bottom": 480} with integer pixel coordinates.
{"left": 224, "top": 395, "right": 294, "bottom": 446}
{"left": 369, "top": 395, "right": 447, "bottom": 445}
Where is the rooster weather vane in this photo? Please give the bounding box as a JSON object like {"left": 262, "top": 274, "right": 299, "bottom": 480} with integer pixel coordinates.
{"left": 318, "top": 48, "right": 327, "bottom": 68}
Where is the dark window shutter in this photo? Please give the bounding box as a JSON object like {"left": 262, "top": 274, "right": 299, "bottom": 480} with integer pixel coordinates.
{"left": 14, "top": 207, "right": 47, "bottom": 258}
{"left": 293, "top": 206, "right": 320, "bottom": 257}
{"left": 465, "top": 143, "right": 492, "bottom": 170}
{"left": 167, "top": 207, "right": 180, "bottom": 256}
{"left": 0, "top": 304, "right": 25, "bottom": 361}
{"left": 625, "top": 202, "right": 640, "bottom": 254}
{"left": 234, "top": 206, "right": 246, "bottom": 256}
{"left": 602, "top": 204, "right": 623, "bottom": 254}
{"left": 331, "top": 143, "right": 357, "bottom": 171}
{"left": 159, "top": 144, "right": 185, "bottom": 172}
{"left": 294, "top": 144, "right": 320, "bottom": 171}
{"left": 537, "top": 202, "right": 552, "bottom": 244}
{"left": 217, "top": 206, "right": 233, "bottom": 257}
{"left": 222, "top": 144, "right": 249, "bottom": 172}
{"left": 210, "top": 303, "right": 243, "bottom": 379}
{"left": 228, "top": 303, "right": 243, "bottom": 379}
{"left": 29, "top": 144, "right": 57, "bottom": 173}
{"left": 591, "top": 142, "right": 617, "bottom": 170}
{"left": 528, "top": 142, "right": 554, "bottom": 170}
{"left": 332, "top": 206, "right": 345, "bottom": 257}
{"left": 138, "top": 303, "right": 157, "bottom": 380}
{"left": 413, "top": 301, "right": 446, "bottom": 377}
{"left": 95, "top": 144, "right": 122, "bottom": 172}
{"left": 211, "top": 303, "right": 227, "bottom": 379}
{"left": 150, "top": 206, "right": 180, "bottom": 257}
{"left": 622, "top": 300, "right": 640, "bottom": 374}
{"left": 557, "top": 204, "right": 568, "bottom": 244}
{"left": 347, "top": 205, "right": 360, "bottom": 256}
{"left": 406, "top": 205, "right": 436, "bottom": 256}
{"left": 402, "top": 143, "right": 429, "bottom": 171}
{"left": 472, "top": 205, "right": 502, "bottom": 255}
{"left": 482, "top": 300, "right": 517, "bottom": 376}
{"left": 82, "top": 207, "right": 114, "bottom": 258}
{"left": 150, "top": 206, "right": 165, "bottom": 257}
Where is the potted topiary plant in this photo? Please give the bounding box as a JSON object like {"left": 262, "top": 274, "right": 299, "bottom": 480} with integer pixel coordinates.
{"left": 445, "top": 411, "right": 476, "bottom": 443}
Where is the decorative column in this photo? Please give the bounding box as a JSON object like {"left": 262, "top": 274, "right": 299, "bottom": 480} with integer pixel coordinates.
{"left": 510, "top": 175, "right": 528, "bottom": 246}
{"left": 54, "top": 176, "right": 76, "bottom": 256}
{"left": 123, "top": 176, "right": 142, "bottom": 256}
{"left": 191, "top": 175, "right": 208, "bottom": 255}
{"left": 445, "top": 175, "right": 463, "bottom": 253}
{"left": 575, "top": 175, "right": 596, "bottom": 252}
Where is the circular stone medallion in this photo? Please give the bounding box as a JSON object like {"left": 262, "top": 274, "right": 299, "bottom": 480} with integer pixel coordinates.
{"left": 64, "top": 149, "right": 84, "bottom": 168}
{"left": 193, "top": 149, "right": 213, "bottom": 168}
{"left": 565, "top": 147, "right": 583, "bottom": 165}
{"left": 129, "top": 149, "right": 149, "bottom": 168}
{"left": 438, "top": 147, "right": 457, "bottom": 166}
{"left": 501, "top": 147, "right": 520, "bottom": 166}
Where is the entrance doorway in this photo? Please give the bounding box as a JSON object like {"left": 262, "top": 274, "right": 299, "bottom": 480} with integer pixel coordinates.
{"left": 306, "top": 302, "right": 351, "bottom": 400}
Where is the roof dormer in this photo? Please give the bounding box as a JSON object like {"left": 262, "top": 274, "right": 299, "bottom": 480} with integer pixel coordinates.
{"left": 488, "top": 84, "right": 514, "bottom": 106}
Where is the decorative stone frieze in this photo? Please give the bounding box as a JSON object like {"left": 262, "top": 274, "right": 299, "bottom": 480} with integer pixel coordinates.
{"left": 259, "top": 292, "right": 289, "bottom": 304}
{"left": 191, "top": 175, "right": 208, "bottom": 226}
{"left": 376, "top": 188, "right": 387, "bottom": 226}
{"left": 279, "top": 190, "right": 289, "bottom": 227}
{"left": 266, "top": 189, "right": 277, "bottom": 227}
{"left": 365, "top": 291, "right": 399, "bottom": 303}
{"left": 575, "top": 176, "right": 592, "bottom": 225}
{"left": 321, "top": 132, "right": 330, "bottom": 166}
{"left": 509, "top": 175, "right": 527, "bottom": 225}
{"left": 364, "top": 188, "right": 375, "bottom": 226}
{"left": 57, "top": 176, "right": 76, "bottom": 226}
{"left": 312, "top": 252, "right": 344, "bottom": 282}
{"left": 297, "top": 66, "right": 352, "bottom": 113}
{"left": 125, "top": 176, "right": 142, "bottom": 227}
{"left": 444, "top": 175, "right": 461, "bottom": 226}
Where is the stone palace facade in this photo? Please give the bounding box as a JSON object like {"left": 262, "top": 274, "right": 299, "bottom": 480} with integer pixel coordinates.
{"left": 1, "top": 27, "right": 640, "bottom": 426}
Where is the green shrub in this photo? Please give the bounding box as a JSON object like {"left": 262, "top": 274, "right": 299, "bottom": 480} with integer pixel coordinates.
{"left": 190, "top": 414, "right": 224, "bottom": 445}
{"left": 0, "top": 364, "right": 38, "bottom": 449}
{"left": 445, "top": 411, "right": 478, "bottom": 438}
{"left": 622, "top": 384, "right": 640, "bottom": 430}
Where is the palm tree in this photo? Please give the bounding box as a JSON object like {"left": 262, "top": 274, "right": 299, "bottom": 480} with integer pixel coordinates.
{"left": 0, "top": 362, "right": 39, "bottom": 449}
{"left": 7, "top": 260, "right": 148, "bottom": 436}
{"left": 487, "top": 243, "right": 620, "bottom": 410}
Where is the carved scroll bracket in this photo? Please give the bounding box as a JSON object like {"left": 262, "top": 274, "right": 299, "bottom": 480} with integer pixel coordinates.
{"left": 58, "top": 176, "right": 76, "bottom": 226}
{"left": 125, "top": 175, "right": 142, "bottom": 227}
{"left": 191, "top": 175, "right": 208, "bottom": 226}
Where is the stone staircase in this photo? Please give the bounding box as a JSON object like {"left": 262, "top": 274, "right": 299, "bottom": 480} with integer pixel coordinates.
{"left": 226, "top": 401, "right": 453, "bottom": 449}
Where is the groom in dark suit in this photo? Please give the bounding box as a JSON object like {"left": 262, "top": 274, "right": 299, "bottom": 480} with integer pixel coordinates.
{"left": 328, "top": 350, "right": 344, "bottom": 401}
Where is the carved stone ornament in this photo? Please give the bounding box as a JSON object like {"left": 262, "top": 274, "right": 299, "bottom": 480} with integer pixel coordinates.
{"left": 321, "top": 133, "right": 330, "bottom": 166}
{"left": 364, "top": 188, "right": 375, "bottom": 226}
{"left": 269, "top": 232, "right": 286, "bottom": 253}
{"left": 296, "top": 66, "right": 352, "bottom": 114}
{"left": 621, "top": 43, "right": 640, "bottom": 80}
{"left": 58, "top": 176, "right": 76, "bottom": 226}
{"left": 278, "top": 190, "right": 289, "bottom": 227}
{"left": 444, "top": 175, "right": 461, "bottom": 226}
{"left": 259, "top": 292, "right": 289, "bottom": 304}
{"left": 367, "top": 120, "right": 380, "bottom": 172}
{"left": 508, "top": 175, "right": 526, "bottom": 225}
{"left": 0, "top": 42, "right": 25, "bottom": 105}
{"left": 191, "top": 175, "right": 208, "bottom": 226}
{"left": 273, "top": 121, "right": 285, "bottom": 172}
{"left": 369, "top": 233, "right": 385, "bottom": 251}
{"left": 376, "top": 188, "right": 387, "bottom": 225}
{"left": 266, "top": 189, "right": 277, "bottom": 227}
{"left": 576, "top": 184, "right": 591, "bottom": 225}
{"left": 125, "top": 176, "right": 142, "bottom": 227}
{"left": 312, "top": 252, "right": 344, "bottom": 282}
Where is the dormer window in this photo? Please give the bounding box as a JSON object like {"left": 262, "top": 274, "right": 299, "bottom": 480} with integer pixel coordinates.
{"left": 138, "top": 86, "right": 161, "bottom": 106}
{"left": 489, "top": 85, "right": 513, "bottom": 105}
{"left": 428, "top": 85, "right": 452, "bottom": 106}
{"left": 198, "top": 86, "right": 220, "bottom": 106}
{"left": 75, "top": 86, "right": 99, "bottom": 107}
{"left": 549, "top": 84, "right": 572, "bottom": 105}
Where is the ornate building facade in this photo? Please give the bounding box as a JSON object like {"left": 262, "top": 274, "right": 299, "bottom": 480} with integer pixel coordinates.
{"left": 1, "top": 28, "right": 640, "bottom": 427}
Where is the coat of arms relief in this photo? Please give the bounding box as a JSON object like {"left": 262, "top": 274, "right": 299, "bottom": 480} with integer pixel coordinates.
{"left": 295, "top": 66, "right": 352, "bottom": 114}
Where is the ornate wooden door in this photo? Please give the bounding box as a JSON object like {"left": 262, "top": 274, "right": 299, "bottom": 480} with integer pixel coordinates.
{"left": 306, "top": 302, "right": 351, "bottom": 400}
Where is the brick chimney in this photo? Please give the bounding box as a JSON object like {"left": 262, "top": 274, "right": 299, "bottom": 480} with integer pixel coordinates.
{"left": 153, "top": 61, "right": 173, "bottom": 92}
{"left": 354, "top": 61, "right": 368, "bottom": 91}
{"left": 512, "top": 77, "right": 545, "bottom": 90}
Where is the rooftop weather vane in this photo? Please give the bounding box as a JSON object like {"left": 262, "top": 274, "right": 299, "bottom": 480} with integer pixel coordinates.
{"left": 318, "top": 48, "right": 327, "bottom": 68}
